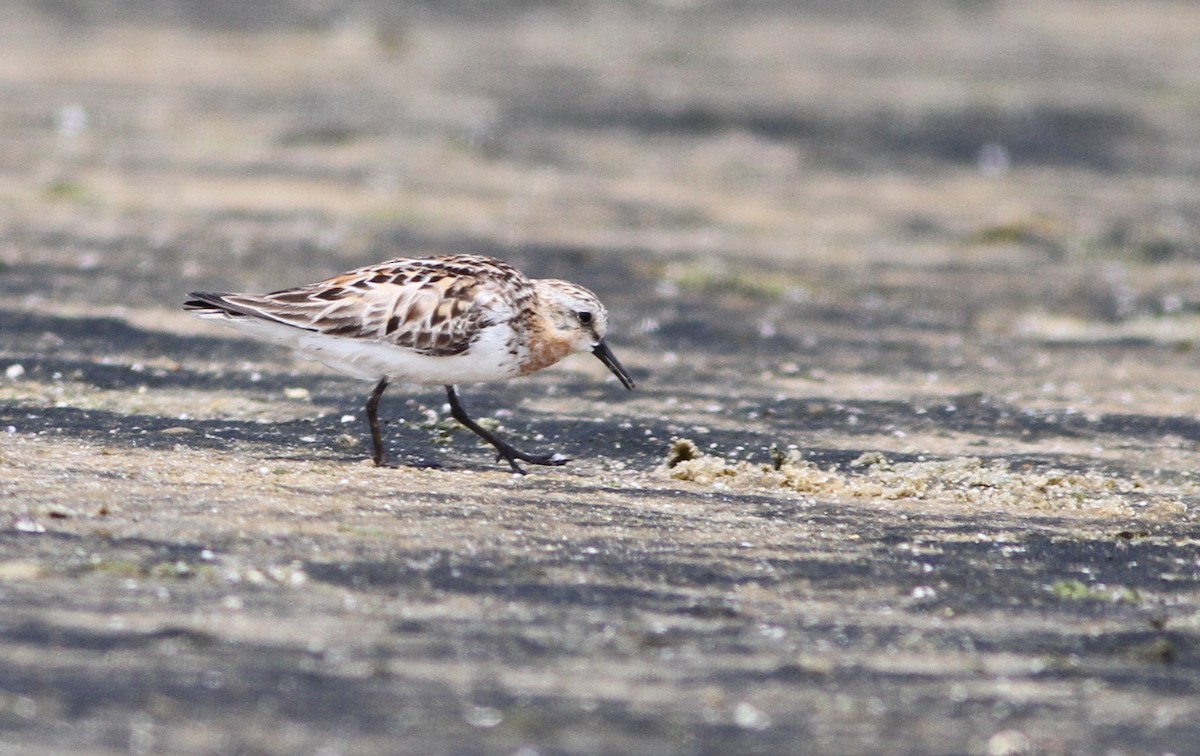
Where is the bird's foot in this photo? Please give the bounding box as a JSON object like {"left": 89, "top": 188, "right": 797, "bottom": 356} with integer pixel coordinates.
{"left": 495, "top": 448, "right": 571, "bottom": 475}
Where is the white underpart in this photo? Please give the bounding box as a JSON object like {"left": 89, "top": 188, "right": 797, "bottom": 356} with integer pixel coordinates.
{"left": 192, "top": 311, "right": 525, "bottom": 385}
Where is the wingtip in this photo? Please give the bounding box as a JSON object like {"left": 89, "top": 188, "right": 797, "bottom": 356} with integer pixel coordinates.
{"left": 182, "top": 291, "right": 230, "bottom": 312}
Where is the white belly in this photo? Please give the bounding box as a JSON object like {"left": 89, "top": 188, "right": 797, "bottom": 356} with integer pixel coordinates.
{"left": 200, "top": 314, "right": 524, "bottom": 384}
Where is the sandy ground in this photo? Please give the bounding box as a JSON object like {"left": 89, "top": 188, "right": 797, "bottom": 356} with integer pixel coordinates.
{"left": 2, "top": 1, "right": 1200, "bottom": 753}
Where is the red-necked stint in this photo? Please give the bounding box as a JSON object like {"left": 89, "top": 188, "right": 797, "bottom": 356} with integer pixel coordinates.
{"left": 185, "top": 255, "right": 635, "bottom": 472}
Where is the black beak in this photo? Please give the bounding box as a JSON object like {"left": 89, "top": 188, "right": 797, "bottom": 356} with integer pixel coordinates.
{"left": 592, "top": 341, "right": 635, "bottom": 390}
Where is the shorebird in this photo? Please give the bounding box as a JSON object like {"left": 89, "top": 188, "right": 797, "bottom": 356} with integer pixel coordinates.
{"left": 184, "top": 255, "right": 635, "bottom": 473}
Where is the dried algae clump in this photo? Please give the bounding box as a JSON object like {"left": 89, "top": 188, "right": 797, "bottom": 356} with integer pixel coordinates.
{"left": 662, "top": 439, "right": 844, "bottom": 493}
{"left": 661, "top": 441, "right": 1190, "bottom": 517}
{"left": 663, "top": 438, "right": 702, "bottom": 469}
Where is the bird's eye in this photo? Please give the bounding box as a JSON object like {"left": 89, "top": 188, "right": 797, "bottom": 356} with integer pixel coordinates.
{"left": 576, "top": 311, "right": 593, "bottom": 325}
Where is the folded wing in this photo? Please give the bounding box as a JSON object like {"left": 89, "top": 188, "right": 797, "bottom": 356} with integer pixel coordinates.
{"left": 184, "top": 258, "right": 510, "bottom": 357}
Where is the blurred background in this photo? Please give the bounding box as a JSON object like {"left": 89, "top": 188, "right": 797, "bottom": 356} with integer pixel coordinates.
{"left": 3, "top": 0, "right": 1198, "bottom": 321}
{"left": 4, "top": 0, "right": 1200, "bottom": 422}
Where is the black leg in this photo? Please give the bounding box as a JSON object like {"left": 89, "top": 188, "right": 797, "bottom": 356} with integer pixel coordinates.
{"left": 366, "top": 377, "right": 390, "bottom": 466}
{"left": 444, "top": 385, "right": 569, "bottom": 474}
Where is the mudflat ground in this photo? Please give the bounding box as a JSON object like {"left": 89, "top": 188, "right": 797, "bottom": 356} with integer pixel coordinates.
{"left": 2, "top": 1, "right": 1200, "bottom": 753}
